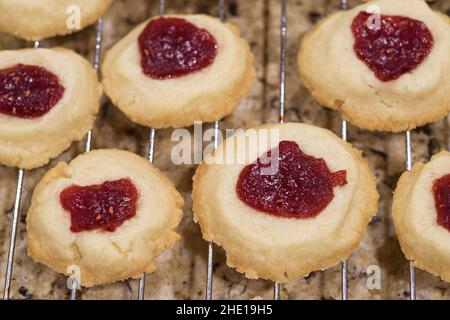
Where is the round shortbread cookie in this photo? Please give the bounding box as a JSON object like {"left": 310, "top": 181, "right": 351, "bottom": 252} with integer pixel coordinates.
{"left": 193, "top": 123, "right": 379, "bottom": 282}
{"left": 0, "top": 48, "right": 102, "bottom": 169}
{"left": 27, "top": 149, "right": 184, "bottom": 287}
{"left": 393, "top": 151, "right": 450, "bottom": 283}
{"left": 102, "top": 14, "right": 255, "bottom": 129}
{"left": 298, "top": 0, "right": 450, "bottom": 132}
{"left": 0, "top": 0, "right": 113, "bottom": 40}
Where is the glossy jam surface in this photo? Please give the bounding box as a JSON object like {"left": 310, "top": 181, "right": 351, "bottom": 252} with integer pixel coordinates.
{"left": 432, "top": 173, "right": 450, "bottom": 232}
{"left": 236, "top": 141, "right": 348, "bottom": 218}
{"left": 351, "top": 12, "right": 434, "bottom": 81}
{"left": 0, "top": 64, "right": 64, "bottom": 118}
{"left": 60, "top": 178, "right": 139, "bottom": 233}
{"left": 138, "top": 17, "right": 218, "bottom": 79}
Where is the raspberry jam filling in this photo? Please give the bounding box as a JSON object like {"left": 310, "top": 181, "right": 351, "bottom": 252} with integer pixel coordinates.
{"left": 138, "top": 17, "right": 218, "bottom": 79}
{"left": 432, "top": 173, "right": 450, "bottom": 232}
{"left": 351, "top": 12, "right": 434, "bottom": 81}
{"left": 236, "top": 141, "right": 347, "bottom": 218}
{"left": 0, "top": 64, "right": 65, "bottom": 118}
{"left": 60, "top": 178, "right": 139, "bottom": 233}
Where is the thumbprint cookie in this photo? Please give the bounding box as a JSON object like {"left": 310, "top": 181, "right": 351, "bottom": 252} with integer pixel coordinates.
{"left": 27, "top": 149, "right": 183, "bottom": 287}
{"left": 102, "top": 15, "right": 255, "bottom": 128}
{"left": 393, "top": 151, "right": 450, "bottom": 282}
{"left": 0, "top": 48, "right": 102, "bottom": 169}
{"left": 0, "top": 0, "right": 113, "bottom": 41}
{"left": 193, "top": 123, "right": 378, "bottom": 282}
{"left": 298, "top": 0, "right": 450, "bottom": 132}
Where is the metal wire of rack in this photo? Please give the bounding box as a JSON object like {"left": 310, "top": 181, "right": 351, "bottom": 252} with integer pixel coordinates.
{"left": 2, "top": 17, "right": 105, "bottom": 301}
{"left": 204, "top": 0, "right": 288, "bottom": 301}
{"left": 2, "top": 39, "right": 43, "bottom": 300}
{"left": 205, "top": 0, "right": 227, "bottom": 302}
{"left": 137, "top": 0, "right": 165, "bottom": 301}
{"left": 273, "top": 0, "right": 288, "bottom": 301}
{"left": 273, "top": 0, "right": 349, "bottom": 301}
{"left": 339, "top": 0, "right": 349, "bottom": 301}
{"left": 70, "top": 18, "right": 105, "bottom": 301}
{"left": 2, "top": 168, "right": 24, "bottom": 300}
{"left": 405, "top": 130, "right": 416, "bottom": 300}
{"left": 2, "top": 40, "right": 39, "bottom": 298}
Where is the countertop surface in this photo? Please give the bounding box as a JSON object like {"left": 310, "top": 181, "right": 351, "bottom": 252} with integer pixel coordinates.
{"left": 1, "top": 0, "right": 450, "bottom": 300}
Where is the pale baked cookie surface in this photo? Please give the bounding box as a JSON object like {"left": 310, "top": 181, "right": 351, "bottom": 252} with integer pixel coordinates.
{"left": 393, "top": 151, "right": 450, "bottom": 283}
{"left": 102, "top": 14, "right": 255, "bottom": 129}
{"left": 0, "top": 48, "right": 102, "bottom": 169}
{"left": 193, "top": 123, "right": 379, "bottom": 282}
{"left": 0, "top": 0, "right": 112, "bottom": 41}
{"left": 298, "top": 0, "right": 450, "bottom": 132}
{"left": 27, "top": 149, "right": 183, "bottom": 287}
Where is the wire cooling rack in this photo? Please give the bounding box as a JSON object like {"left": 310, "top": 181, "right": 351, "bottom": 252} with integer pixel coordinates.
{"left": 2, "top": 0, "right": 446, "bottom": 300}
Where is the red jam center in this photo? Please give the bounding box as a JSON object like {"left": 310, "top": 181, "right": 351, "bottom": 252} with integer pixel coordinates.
{"left": 0, "top": 64, "right": 64, "bottom": 118}
{"left": 138, "top": 17, "right": 218, "bottom": 79}
{"left": 236, "top": 141, "right": 348, "bottom": 218}
{"left": 60, "top": 178, "right": 139, "bottom": 233}
{"left": 351, "top": 12, "right": 434, "bottom": 81}
{"left": 432, "top": 173, "right": 450, "bottom": 232}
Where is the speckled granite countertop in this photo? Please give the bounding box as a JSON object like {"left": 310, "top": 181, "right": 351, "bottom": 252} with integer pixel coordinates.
{"left": 1, "top": 0, "right": 450, "bottom": 300}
